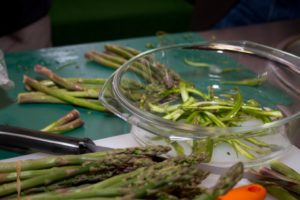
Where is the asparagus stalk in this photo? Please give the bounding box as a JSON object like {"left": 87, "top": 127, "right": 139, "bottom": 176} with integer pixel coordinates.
{"left": 193, "top": 162, "right": 244, "bottom": 200}
{"left": 18, "top": 92, "right": 67, "bottom": 104}
{"left": 85, "top": 51, "right": 123, "bottom": 69}
{"left": 251, "top": 161, "right": 300, "bottom": 198}
{"left": 266, "top": 185, "right": 298, "bottom": 200}
{"left": 104, "top": 44, "right": 136, "bottom": 59}
{"left": 271, "top": 161, "right": 300, "bottom": 182}
{"left": 0, "top": 166, "right": 79, "bottom": 184}
{"left": 34, "top": 65, "right": 84, "bottom": 91}
{"left": 40, "top": 77, "right": 106, "bottom": 89}
{"left": 18, "top": 92, "right": 101, "bottom": 104}
{"left": 43, "top": 118, "right": 84, "bottom": 134}
{"left": 89, "top": 51, "right": 127, "bottom": 65}
{"left": 0, "top": 145, "right": 170, "bottom": 173}
{"left": 23, "top": 75, "right": 106, "bottom": 112}
{"left": 41, "top": 109, "right": 81, "bottom": 132}
{"left": 65, "top": 77, "right": 106, "bottom": 84}
{"left": 0, "top": 165, "right": 91, "bottom": 196}
{"left": 85, "top": 51, "right": 153, "bottom": 82}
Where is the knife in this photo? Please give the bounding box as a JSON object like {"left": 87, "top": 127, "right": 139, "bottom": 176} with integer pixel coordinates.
{"left": 0, "top": 124, "right": 111, "bottom": 155}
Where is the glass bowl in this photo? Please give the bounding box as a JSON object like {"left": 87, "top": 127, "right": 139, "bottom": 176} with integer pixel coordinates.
{"left": 99, "top": 40, "right": 300, "bottom": 168}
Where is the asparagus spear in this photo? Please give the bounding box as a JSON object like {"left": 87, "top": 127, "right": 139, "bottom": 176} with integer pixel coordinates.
{"left": 34, "top": 65, "right": 84, "bottom": 91}
{"left": 18, "top": 92, "right": 101, "bottom": 105}
{"left": 0, "top": 146, "right": 170, "bottom": 173}
{"left": 85, "top": 50, "right": 153, "bottom": 83}
{"left": 193, "top": 162, "right": 244, "bottom": 200}
{"left": 18, "top": 92, "right": 67, "bottom": 104}
{"left": 0, "top": 166, "right": 79, "bottom": 184}
{"left": 266, "top": 185, "right": 298, "bottom": 200}
{"left": 23, "top": 75, "right": 106, "bottom": 112}
{"left": 85, "top": 51, "right": 123, "bottom": 69}
{"left": 42, "top": 118, "right": 84, "bottom": 134}
{"left": 104, "top": 44, "right": 136, "bottom": 59}
{"left": 270, "top": 161, "right": 300, "bottom": 183}
{"left": 250, "top": 161, "right": 300, "bottom": 199}
{"left": 41, "top": 109, "right": 81, "bottom": 132}
{"left": 39, "top": 78, "right": 106, "bottom": 87}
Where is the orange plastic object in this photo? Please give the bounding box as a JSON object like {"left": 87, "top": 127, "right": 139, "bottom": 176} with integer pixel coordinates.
{"left": 218, "top": 184, "right": 267, "bottom": 200}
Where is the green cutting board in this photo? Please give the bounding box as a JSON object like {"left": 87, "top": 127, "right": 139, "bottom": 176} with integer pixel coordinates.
{"left": 0, "top": 32, "right": 204, "bottom": 159}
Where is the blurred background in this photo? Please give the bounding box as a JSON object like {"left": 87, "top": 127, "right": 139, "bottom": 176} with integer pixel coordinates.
{"left": 0, "top": 0, "right": 299, "bottom": 52}
{"left": 50, "top": 0, "right": 194, "bottom": 46}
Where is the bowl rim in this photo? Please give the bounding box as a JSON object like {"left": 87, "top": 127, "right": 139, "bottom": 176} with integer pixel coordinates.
{"left": 109, "top": 40, "right": 300, "bottom": 138}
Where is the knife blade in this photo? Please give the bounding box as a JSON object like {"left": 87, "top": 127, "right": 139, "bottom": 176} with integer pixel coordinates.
{"left": 0, "top": 125, "right": 111, "bottom": 155}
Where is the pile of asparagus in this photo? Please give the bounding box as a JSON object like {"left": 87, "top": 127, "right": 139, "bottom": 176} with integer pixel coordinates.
{"left": 0, "top": 146, "right": 244, "bottom": 199}
{"left": 251, "top": 161, "right": 300, "bottom": 200}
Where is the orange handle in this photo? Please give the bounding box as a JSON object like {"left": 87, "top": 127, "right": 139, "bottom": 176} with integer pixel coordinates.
{"left": 218, "top": 184, "right": 266, "bottom": 200}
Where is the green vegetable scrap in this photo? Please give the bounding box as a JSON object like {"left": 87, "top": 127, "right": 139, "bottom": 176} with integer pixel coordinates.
{"left": 184, "top": 58, "right": 240, "bottom": 74}
{"left": 221, "top": 73, "right": 267, "bottom": 86}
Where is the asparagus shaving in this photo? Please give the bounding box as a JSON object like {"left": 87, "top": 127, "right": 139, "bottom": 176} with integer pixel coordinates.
{"left": 221, "top": 74, "right": 267, "bottom": 86}
{"left": 184, "top": 58, "right": 216, "bottom": 68}
{"left": 220, "top": 90, "right": 243, "bottom": 121}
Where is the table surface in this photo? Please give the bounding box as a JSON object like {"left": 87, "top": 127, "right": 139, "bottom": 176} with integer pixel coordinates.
{"left": 1, "top": 19, "right": 299, "bottom": 160}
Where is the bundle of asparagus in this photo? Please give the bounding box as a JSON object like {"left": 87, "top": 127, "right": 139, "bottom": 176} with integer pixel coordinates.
{"left": 0, "top": 146, "right": 244, "bottom": 200}
{"left": 251, "top": 161, "right": 300, "bottom": 200}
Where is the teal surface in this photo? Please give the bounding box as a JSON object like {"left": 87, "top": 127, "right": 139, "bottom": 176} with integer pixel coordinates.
{"left": 0, "top": 32, "right": 204, "bottom": 159}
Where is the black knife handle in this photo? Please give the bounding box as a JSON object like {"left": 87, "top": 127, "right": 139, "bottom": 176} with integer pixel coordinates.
{"left": 0, "top": 125, "right": 95, "bottom": 154}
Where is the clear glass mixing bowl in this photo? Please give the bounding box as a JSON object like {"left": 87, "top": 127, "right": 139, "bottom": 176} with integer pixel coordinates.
{"left": 99, "top": 40, "right": 300, "bottom": 168}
